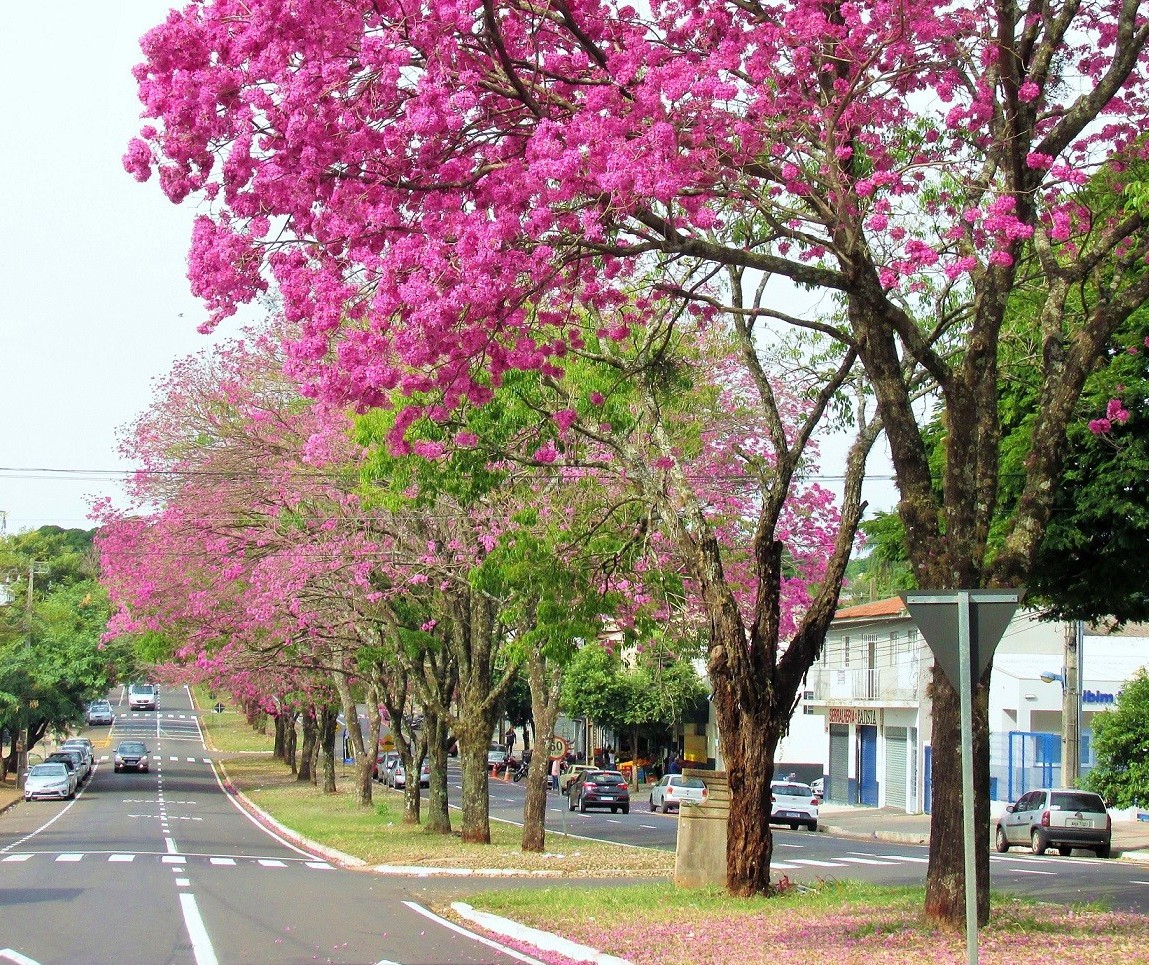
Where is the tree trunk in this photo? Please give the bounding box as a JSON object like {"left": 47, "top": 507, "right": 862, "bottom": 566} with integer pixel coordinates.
{"left": 457, "top": 733, "right": 493, "bottom": 844}
{"left": 924, "top": 664, "right": 993, "bottom": 926}
{"left": 318, "top": 705, "right": 338, "bottom": 794}
{"left": 297, "top": 709, "right": 316, "bottom": 783}
{"left": 285, "top": 712, "right": 298, "bottom": 773}
{"left": 334, "top": 667, "right": 374, "bottom": 807}
{"left": 422, "top": 711, "right": 452, "bottom": 835}
{"left": 521, "top": 648, "right": 563, "bottom": 853}
{"left": 272, "top": 711, "right": 288, "bottom": 762}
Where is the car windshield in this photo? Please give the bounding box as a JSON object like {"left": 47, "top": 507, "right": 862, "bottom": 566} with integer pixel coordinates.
{"left": 91, "top": 701, "right": 110, "bottom": 709}
{"left": 773, "top": 783, "right": 812, "bottom": 797}
{"left": 118, "top": 742, "right": 147, "bottom": 754}
{"left": 1051, "top": 792, "right": 1106, "bottom": 813}
{"left": 589, "top": 772, "right": 625, "bottom": 785}
{"left": 31, "top": 764, "right": 67, "bottom": 776}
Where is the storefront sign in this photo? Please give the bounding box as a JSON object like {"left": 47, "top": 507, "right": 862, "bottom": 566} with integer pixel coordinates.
{"left": 1082, "top": 690, "right": 1117, "bottom": 705}
{"left": 827, "top": 707, "right": 880, "bottom": 726}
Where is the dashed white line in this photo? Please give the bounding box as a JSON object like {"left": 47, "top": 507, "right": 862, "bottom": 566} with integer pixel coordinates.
{"left": 210, "top": 857, "right": 236, "bottom": 866}
{"left": 56, "top": 854, "right": 82, "bottom": 862}
{"left": 166, "top": 837, "right": 178, "bottom": 854}
{"left": 1011, "top": 868, "right": 1057, "bottom": 875}
{"left": 179, "top": 894, "right": 219, "bottom": 965}
{"left": 788, "top": 859, "right": 841, "bottom": 867}
{"left": 109, "top": 854, "right": 135, "bottom": 863}
{"left": 258, "top": 859, "right": 287, "bottom": 867}
{"left": 836, "top": 856, "right": 899, "bottom": 866}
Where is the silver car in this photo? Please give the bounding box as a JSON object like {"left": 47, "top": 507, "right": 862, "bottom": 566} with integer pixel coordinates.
{"left": 24, "top": 762, "right": 76, "bottom": 801}
{"left": 649, "top": 774, "right": 709, "bottom": 813}
{"left": 61, "top": 739, "right": 94, "bottom": 773}
{"left": 769, "top": 780, "right": 819, "bottom": 831}
{"left": 996, "top": 788, "right": 1111, "bottom": 857}
{"left": 87, "top": 700, "right": 114, "bottom": 725}
{"left": 389, "top": 759, "right": 431, "bottom": 789}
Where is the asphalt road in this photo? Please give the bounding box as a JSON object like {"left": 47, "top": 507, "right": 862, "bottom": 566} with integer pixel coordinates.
{"left": 0, "top": 687, "right": 545, "bottom": 965}
{"left": 486, "top": 765, "right": 1149, "bottom": 915}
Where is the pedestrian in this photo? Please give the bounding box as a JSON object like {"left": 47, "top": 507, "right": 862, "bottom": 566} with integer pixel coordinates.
{"left": 549, "top": 755, "right": 561, "bottom": 791}
{"left": 505, "top": 727, "right": 516, "bottom": 756}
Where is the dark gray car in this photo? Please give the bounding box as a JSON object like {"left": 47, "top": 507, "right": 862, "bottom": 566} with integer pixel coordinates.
{"left": 113, "top": 740, "right": 151, "bottom": 773}
{"left": 996, "top": 788, "right": 1111, "bottom": 857}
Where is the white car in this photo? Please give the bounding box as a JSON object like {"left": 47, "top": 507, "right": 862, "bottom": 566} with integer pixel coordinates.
{"left": 769, "top": 780, "right": 819, "bottom": 831}
{"left": 649, "top": 774, "right": 709, "bottom": 813}
{"left": 60, "top": 740, "right": 94, "bottom": 775}
{"left": 86, "top": 700, "right": 114, "bottom": 725}
{"left": 389, "top": 759, "right": 431, "bottom": 789}
{"left": 24, "top": 762, "right": 76, "bottom": 801}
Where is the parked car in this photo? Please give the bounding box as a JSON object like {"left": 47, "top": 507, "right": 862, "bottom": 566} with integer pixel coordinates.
{"left": 24, "top": 762, "right": 76, "bottom": 801}
{"left": 567, "top": 769, "right": 631, "bottom": 814}
{"left": 44, "top": 753, "right": 84, "bottom": 789}
{"left": 56, "top": 743, "right": 92, "bottom": 778}
{"left": 128, "top": 682, "right": 158, "bottom": 711}
{"left": 559, "top": 763, "right": 598, "bottom": 795}
{"left": 113, "top": 740, "right": 151, "bottom": 773}
{"left": 487, "top": 743, "right": 508, "bottom": 769}
{"left": 390, "top": 759, "right": 431, "bottom": 789}
{"left": 810, "top": 777, "right": 825, "bottom": 800}
{"left": 996, "top": 788, "right": 1111, "bottom": 858}
{"left": 373, "top": 751, "right": 399, "bottom": 782}
{"left": 61, "top": 739, "right": 93, "bottom": 767}
{"left": 47, "top": 748, "right": 88, "bottom": 782}
{"left": 769, "top": 780, "right": 819, "bottom": 831}
{"left": 649, "top": 774, "right": 709, "bottom": 813}
{"left": 86, "top": 700, "right": 114, "bottom": 725}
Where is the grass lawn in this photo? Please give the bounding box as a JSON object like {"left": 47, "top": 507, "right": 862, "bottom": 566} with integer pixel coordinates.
{"left": 190, "top": 686, "right": 277, "bottom": 753}
{"left": 198, "top": 708, "right": 1149, "bottom": 964}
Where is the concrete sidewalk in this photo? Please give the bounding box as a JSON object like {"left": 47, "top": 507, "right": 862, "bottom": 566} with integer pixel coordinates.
{"left": 819, "top": 802, "right": 1149, "bottom": 861}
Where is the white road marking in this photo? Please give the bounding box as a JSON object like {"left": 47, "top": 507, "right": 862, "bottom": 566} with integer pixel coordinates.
{"left": 1, "top": 855, "right": 32, "bottom": 862}
{"left": 771, "top": 862, "right": 801, "bottom": 870}
{"left": 210, "top": 857, "right": 236, "bottom": 866}
{"left": 774, "top": 842, "right": 804, "bottom": 849}
{"left": 163, "top": 855, "right": 185, "bottom": 864}
{"left": 109, "top": 854, "right": 135, "bottom": 862}
{"left": 176, "top": 878, "right": 190, "bottom": 886}
{"left": 258, "top": 859, "right": 286, "bottom": 867}
{"left": 836, "top": 856, "right": 898, "bottom": 866}
{"left": 0, "top": 948, "right": 42, "bottom": 964}
{"left": 1132, "top": 881, "right": 1149, "bottom": 886}
{"left": 638, "top": 824, "right": 658, "bottom": 829}
{"left": 403, "top": 901, "right": 545, "bottom": 965}
{"left": 166, "top": 838, "right": 178, "bottom": 854}
{"left": 305, "top": 861, "right": 333, "bottom": 869}
{"left": 56, "top": 854, "right": 82, "bottom": 862}
{"left": 865, "top": 853, "right": 930, "bottom": 863}
{"left": 179, "top": 894, "right": 219, "bottom": 965}
{"left": 788, "top": 859, "right": 841, "bottom": 867}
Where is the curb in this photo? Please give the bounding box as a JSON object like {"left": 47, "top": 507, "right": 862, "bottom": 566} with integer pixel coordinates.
{"left": 822, "top": 824, "right": 929, "bottom": 846}
{"left": 451, "top": 902, "right": 632, "bottom": 965}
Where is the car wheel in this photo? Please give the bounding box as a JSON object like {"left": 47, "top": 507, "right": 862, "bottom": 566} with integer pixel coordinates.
{"left": 568, "top": 793, "right": 576, "bottom": 812}
{"left": 1031, "top": 828, "right": 1048, "bottom": 855}
{"left": 1096, "top": 843, "right": 1111, "bottom": 859}
{"left": 114, "top": 765, "right": 122, "bottom": 773}
{"left": 23, "top": 795, "right": 30, "bottom": 802}
{"left": 806, "top": 821, "right": 817, "bottom": 832}
{"left": 661, "top": 801, "right": 670, "bottom": 814}
{"left": 649, "top": 795, "right": 657, "bottom": 812}
{"left": 995, "top": 826, "right": 1010, "bottom": 853}
{"left": 611, "top": 807, "right": 618, "bottom": 813}
{"left": 579, "top": 795, "right": 587, "bottom": 813}
{"left": 622, "top": 805, "right": 630, "bottom": 815}
{"left": 1058, "top": 846, "right": 1073, "bottom": 857}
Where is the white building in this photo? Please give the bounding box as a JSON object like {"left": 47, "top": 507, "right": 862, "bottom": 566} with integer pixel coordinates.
{"left": 741, "top": 596, "right": 1148, "bottom": 812}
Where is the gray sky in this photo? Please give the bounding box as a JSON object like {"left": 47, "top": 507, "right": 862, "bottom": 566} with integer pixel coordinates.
{"left": 0, "top": 3, "right": 247, "bottom": 533}
{"left": 0, "top": 3, "right": 896, "bottom": 536}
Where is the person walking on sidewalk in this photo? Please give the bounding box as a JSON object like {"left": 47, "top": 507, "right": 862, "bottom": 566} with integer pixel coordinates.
{"left": 550, "top": 755, "right": 561, "bottom": 791}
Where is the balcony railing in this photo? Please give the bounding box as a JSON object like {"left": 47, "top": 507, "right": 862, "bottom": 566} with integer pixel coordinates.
{"left": 808, "top": 662, "right": 920, "bottom": 704}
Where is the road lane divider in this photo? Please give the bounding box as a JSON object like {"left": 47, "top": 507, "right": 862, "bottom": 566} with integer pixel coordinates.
{"left": 179, "top": 894, "right": 219, "bottom": 965}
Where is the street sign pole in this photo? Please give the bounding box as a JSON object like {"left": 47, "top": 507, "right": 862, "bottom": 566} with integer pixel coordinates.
{"left": 957, "top": 591, "right": 978, "bottom": 965}
{"left": 902, "top": 588, "right": 1023, "bottom": 965}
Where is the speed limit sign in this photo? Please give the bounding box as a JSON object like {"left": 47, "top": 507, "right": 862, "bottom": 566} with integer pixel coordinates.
{"left": 548, "top": 736, "right": 570, "bottom": 760}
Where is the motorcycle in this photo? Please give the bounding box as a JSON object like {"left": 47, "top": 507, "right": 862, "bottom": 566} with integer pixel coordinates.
{"left": 509, "top": 757, "right": 530, "bottom": 782}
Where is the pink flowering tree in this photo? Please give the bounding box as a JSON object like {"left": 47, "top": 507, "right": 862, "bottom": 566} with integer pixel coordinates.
{"left": 126, "top": 0, "right": 1149, "bottom": 921}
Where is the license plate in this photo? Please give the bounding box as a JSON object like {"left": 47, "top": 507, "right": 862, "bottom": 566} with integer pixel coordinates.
{"left": 1065, "top": 818, "right": 1092, "bottom": 828}
{"left": 782, "top": 811, "right": 800, "bottom": 818}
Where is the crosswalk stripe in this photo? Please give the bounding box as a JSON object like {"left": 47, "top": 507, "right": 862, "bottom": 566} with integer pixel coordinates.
{"left": 210, "top": 857, "right": 236, "bottom": 866}
{"left": 109, "top": 854, "right": 135, "bottom": 862}
{"left": 305, "top": 862, "right": 333, "bottom": 870}
{"left": 56, "top": 854, "right": 83, "bottom": 862}
{"left": 788, "top": 859, "right": 841, "bottom": 867}
{"left": 258, "top": 859, "right": 286, "bottom": 867}
{"left": 865, "top": 853, "right": 930, "bottom": 863}
{"left": 770, "top": 862, "right": 801, "bottom": 870}
{"left": 837, "top": 856, "right": 898, "bottom": 866}
{"left": 1, "top": 855, "right": 32, "bottom": 862}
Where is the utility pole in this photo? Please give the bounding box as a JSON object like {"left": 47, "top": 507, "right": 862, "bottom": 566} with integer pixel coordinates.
{"left": 1062, "top": 621, "right": 1081, "bottom": 787}
{"left": 15, "top": 560, "right": 48, "bottom": 790}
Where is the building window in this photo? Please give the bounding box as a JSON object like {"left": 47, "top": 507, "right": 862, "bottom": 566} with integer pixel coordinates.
{"left": 843, "top": 635, "right": 851, "bottom": 667}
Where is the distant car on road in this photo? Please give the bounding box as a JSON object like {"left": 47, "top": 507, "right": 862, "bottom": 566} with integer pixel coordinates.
{"left": 390, "top": 759, "right": 430, "bottom": 789}
{"left": 769, "top": 780, "right": 819, "bottom": 831}
{"left": 86, "top": 700, "right": 114, "bottom": 725}
{"left": 567, "top": 769, "right": 631, "bottom": 814}
{"left": 128, "top": 683, "right": 158, "bottom": 711}
{"left": 649, "top": 774, "right": 709, "bottom": 813}
{"left": 24, "top": 762, "right": 76, "bottom": 801}
{"left": 114, "top": 740, "right": 151, "bottom": 773}
{"left": 811, "top": 777, "right": 825, "bottom": 800}
{"left": 996, "top": 788, "right": 1111, "bottom": 858}
{"left": 559, "top": 763, "right": 598, "bottom": 795}
{"left": 374, "top": 751, "right": 398, "bottom": 783}
{"left": 487, "top": 743, "right": 508, "bottom": 769}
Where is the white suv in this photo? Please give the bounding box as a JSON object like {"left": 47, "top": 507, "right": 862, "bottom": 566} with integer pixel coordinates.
{"left": 128, "top": 683, "right": 158, "bottom": 711}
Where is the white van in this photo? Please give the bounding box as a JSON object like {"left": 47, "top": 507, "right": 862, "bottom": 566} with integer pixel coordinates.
{"left": 128, "top": 683, "right": 158, "bottom": 711}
